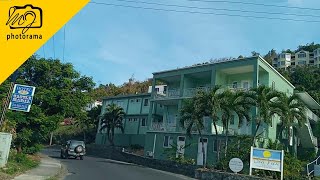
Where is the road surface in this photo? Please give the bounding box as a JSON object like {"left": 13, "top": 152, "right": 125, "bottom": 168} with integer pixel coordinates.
{"left": 42, "top": 147, "right": 195, "bottom": 180}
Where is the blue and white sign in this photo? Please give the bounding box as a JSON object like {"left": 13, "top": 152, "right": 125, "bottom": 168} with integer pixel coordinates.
{"left": 8, "top": 84, "right": 36, "bottom": 112}
{"left": 249, "top": 147, "right": 284, "bottom": 180}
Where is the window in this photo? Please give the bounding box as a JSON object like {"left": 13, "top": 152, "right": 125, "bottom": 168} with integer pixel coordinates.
{"left": 136, "top": 99, "right": 140, "bottom": 102}
{"left": 242, "top": 81, "right": 249, "bottom": 89}
{"left": 163, "top": 136, "right": 173, "bottom": 148}
{"left": 163, "top": 86, "right": 167, "bottom": 93}
{"left": 178, "top": 136, "right": 185, "bottom": 141}
{"left": 133, "top": 118, "right": 137, "bottom": 122}
{"left": 144, "top": 99, "right": 149, "bottom": 106}
{"left": 155, "top": 88, "right": 159, "bottom": 92}
{"left": 141, "top": 118, "right": 146, "bottom": 126}
{"left": 232, "top": 81, "right": 238, "bottom": 88}
{"left": 130, "top": 99, "right": 135, "bottom": 103}
{"left": 160, "top": 104, "right": 163, "bottom": 108}
{"left": 230, "top": 115, "right": 235, "bottom": 125}
{"left": 128, "top": 118, "right": 132, "bottom": 122}
{"left": 298, "top": 61, "right": 306, "bottom": 65}
{"left": 280, "top": 54, "right": 285, "bottom": 58}
{"left": 298, "top": 53, "right": 306, "bottom": 58}
{"left": 280, "top": 61, "right": 285, "bottom": 65}
{"left": 272, "top": 81, "right": 275, "bottom": 90}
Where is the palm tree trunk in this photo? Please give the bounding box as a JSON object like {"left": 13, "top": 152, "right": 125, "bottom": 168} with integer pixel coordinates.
{"left": 213, "top": 121, "right": 220, "bottom": 161}
{"left": 111, "top": 128, "right": 115, "bottom": 146}
{"left": 225, "top": 125, "right": 228, "bottom": 157}
{"left": 198, "top": 129, "right": 206, "bottom": 168}
{"left": 252, "top": 121, "right": 261, "bottom": 146}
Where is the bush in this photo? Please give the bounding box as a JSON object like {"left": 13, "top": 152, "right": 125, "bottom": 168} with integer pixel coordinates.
{"left": 130, "top": 144, "right": 143, "bottom": 150}
{"left": 169, "top": 155, "right": 195, "bottom": 165}
{"left": 1, "top": 150, "right": 40, "bottom": 175}
{"left": 22, "top": 144, "right": 43, "bottom": 154}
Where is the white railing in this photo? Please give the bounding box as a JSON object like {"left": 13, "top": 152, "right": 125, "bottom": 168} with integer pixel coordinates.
{"left": 307, "top": 156, "right": 320, "bottom": 177}
{"left": 183, "top": 87, "right": 211, "bottom": 97}
{"left": 305, "top": 120, "right": 318, "bottom": 147}
{"left": 150, "top": 122, "right": 166, "bottom": 131}
{"left": 154, "top": 89, "right": 180, "bottom": 99}
{"left": 222, "top": 84, "right": 252, "bottom": 91}
{"left": 307, "top": 109, "right": 319, "bottom": 122}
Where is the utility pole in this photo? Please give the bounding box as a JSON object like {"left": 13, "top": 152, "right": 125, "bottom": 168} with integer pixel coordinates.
{"left": 0, "top": 71, "right": 19, "bottom": 128}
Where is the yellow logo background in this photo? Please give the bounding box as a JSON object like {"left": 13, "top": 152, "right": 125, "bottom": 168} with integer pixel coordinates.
{"left": 0, "top": 0, "right": 90, "bottom": 84}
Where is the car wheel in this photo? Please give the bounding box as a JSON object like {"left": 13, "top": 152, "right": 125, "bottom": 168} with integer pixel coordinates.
{"left": 80, "top": 156, "right": 84, "bottom": 160}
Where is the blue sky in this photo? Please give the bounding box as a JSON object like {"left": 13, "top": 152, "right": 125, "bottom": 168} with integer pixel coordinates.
{"left": 36, "top": 0, "right": 320, "bottom": 86}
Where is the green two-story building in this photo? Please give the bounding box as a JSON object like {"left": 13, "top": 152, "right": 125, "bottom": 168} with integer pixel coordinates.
{"left": 96, "top": 56, "right": 320, "bottom": 165}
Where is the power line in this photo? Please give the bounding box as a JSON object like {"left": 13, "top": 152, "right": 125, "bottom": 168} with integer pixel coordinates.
{"left": 89, "top": 2, "right": 320, "bottom": 23}
{"left": 112, "top": 0, "right": 320, "bottom": 18}
{"left": 184, "top": 0, "right": 320, "bottom": 11}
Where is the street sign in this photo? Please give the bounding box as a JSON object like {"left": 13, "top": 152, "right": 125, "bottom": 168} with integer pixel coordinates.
{"left": 249, "top": 147, "right": 284, "bottom": 180}
{"left": 8, "top": 84, "right": 36, "bottom": 112}
{"left": 229, "top": 158, "right": 243, "bottom": 173}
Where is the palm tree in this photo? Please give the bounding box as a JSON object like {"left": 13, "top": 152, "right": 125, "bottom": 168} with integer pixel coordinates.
{"left": 251, "top": 85, "right": 283, "bottom": 146}
{"left": 180, "top": 91, "right": 208, "bottom": 167}
{"left": 277, "top": 93, "right": 306, "bottom": 150}
{"left": 219, "top": 89, "right": 255, "bottom": 155}
{"left": 100, "top": 103, "right": 125, "bottom": 146}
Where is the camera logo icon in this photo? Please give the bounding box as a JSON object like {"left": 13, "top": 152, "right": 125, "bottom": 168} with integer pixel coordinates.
{"left": 6, "top": 4, "right": 43, "bottom": 34}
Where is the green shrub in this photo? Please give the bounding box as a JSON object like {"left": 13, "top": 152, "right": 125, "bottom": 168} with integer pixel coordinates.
{"left": 130, "top": 144, "right": 143, "bottom": 150}
{"left": 23, "top": 144, "right": 43, "bottom": 154}
{"left": 169, "top": 155, "right": 195, "bottom": 165}
{"left": 1, "top": 150, "right": 39, "bottom": 175}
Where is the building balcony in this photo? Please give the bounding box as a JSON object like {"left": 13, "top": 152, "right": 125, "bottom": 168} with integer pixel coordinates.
{"left": 149, "top": 122, "right": 177, "bottom": 132}
{"left": 153, "top": 85, "right": 253, "bottom": 100}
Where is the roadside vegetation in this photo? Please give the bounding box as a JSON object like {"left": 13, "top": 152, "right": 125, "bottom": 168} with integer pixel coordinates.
{"left": 0, "top": 150, "right": 40, "bottom": 178}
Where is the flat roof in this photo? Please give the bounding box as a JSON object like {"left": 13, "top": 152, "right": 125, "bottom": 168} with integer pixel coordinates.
{"left": 296, "top": 92, "right": 320, "bottom": 110}
{"left": 102, "top": 93, "right": 151, "bottom": 100}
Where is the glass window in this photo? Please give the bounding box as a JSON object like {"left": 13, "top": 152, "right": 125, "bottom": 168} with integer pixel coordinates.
{"left": 298, "top": 53, "right": 306, "bottom": 58}
{"left": 298, "top": 61, "right": 306, "bottom": 65}
{"left": 141, "top": 118, "right": 146, "bottom": 126}
{"left": 136, "top": 99, "right": 140, "bottom": 102}
{"left": 213, "top": 139, "right": 222, "bottom": 152}
{"left": 128, "top": 118, "right": 132, "bottom": 122}
{"left": 130, "top": 99, "right": 135, "bottom": 103}
{"left": 280, "top": 61, "right": 285, "bottom": 65}
{"left": 272, "top": 81, "right": 275, "bottom": 90}
{"left": 163, "top": 136, "right": 173, "bottom": 148}
{"left": 232, "top": 82, "right": 238, "bottom": 88}
{"left": 280, "top": 54, "right": 285, "bottom": 58}
{"left": 143, "top": 99, "right": 149, "bottom": 106}
{"left": 134, "top": 118, "right": 137, "bottom": 122}
{"left": 155, "top": 88, "right": 159, "bottom": 92}
{"left": 163, "top": 86, "right": 167, "bottom": 93}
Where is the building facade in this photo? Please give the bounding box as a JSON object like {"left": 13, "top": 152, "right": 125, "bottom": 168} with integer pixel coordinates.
{"left": 95, "top": 56, "right": 320, "bottom": 165}
{"left": 145, "top": 56, "right": 319, "bottom": 165}
{"left": 273, "top": 48, "right": 320, "bottom": 69}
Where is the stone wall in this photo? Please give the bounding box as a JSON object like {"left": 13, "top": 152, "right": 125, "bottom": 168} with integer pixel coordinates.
{"left": 87, "top": 144, "right": 198, "bottom": 177}
{"left": 195, "top": 169, "right": 272, "bottom": 180}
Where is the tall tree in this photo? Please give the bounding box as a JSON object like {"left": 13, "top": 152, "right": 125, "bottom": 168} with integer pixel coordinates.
{"left": 277, "top": 94, "right": 306, "bottom": 149}
{"left": 180, "top": 91, "right": 208, "bottom": 167}
{"left": 100, "top": 103, "right": 125, "bottom": 146}
{"left": 252, "top": 86, "right": 283, "bottom": 146}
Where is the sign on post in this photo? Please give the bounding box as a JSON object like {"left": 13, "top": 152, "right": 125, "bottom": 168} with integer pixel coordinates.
{"left": 229, "top": 158, "right": 243, "bottom": 173}
{"left": 8, "top": 84, "right": 36, "bottom": 112}
{"left": 249, "top": 147, "right": 284, "bottom": 180}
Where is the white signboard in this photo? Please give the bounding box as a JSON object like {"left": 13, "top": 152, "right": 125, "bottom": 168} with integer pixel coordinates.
{"left": 229, "top": 158, "right": 243, "bottom": 173}
{"left": 0, "top": 133, "right": 12, "bottom": 168}
{"left": 249, "top": 147, "right": 284, "bottom": 180}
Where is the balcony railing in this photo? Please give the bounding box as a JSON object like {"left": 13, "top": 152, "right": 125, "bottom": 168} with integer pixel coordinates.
{"left": 154, "top": 89, "right": 180, "bottom": 99}
{"left": 183, "top": 87, "right": 211, "bottom": 98}
{"left": 149, "top": 122, "right": 177, "bottom": 132}
{"left": 307, "top": 109, "right": 319, "bottom": 122}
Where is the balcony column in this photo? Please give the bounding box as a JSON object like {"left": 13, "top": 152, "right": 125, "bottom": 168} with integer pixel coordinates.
{"left": 179, "top": 74, "right": 184, "bottom": 97}
{"left": 148, "top": 77, "right": 156, "bottom": 129}
{"left": 252, "top": 62, "right": 259, "bottom": 135}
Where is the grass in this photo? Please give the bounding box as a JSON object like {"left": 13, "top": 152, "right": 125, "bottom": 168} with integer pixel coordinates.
{"left": 0, "top": 150, "right": 40, "bottom": 177}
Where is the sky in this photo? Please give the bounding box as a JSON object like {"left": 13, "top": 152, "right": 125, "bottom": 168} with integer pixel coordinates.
{"left": 36, "top": 0, "right": 320, "bottom": 86}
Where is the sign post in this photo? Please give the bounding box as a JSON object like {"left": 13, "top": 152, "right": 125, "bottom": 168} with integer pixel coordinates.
{"left": 8, "top": 84, "right": 36, "bottom": 112}
{"left": 229, "top": 158, "right": 243, "bottom": 174}
{"left": 249, "top": 146, "right": 284, "bottom": 180}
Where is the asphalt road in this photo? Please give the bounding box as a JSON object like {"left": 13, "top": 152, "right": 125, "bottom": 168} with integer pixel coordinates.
{"left": 42, "top": 147, "right": 195, "bottom": 180}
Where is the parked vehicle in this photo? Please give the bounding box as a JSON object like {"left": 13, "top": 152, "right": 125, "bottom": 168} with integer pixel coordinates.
{"left": 60, "top": 140, "right": 86, "bottom": 160}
